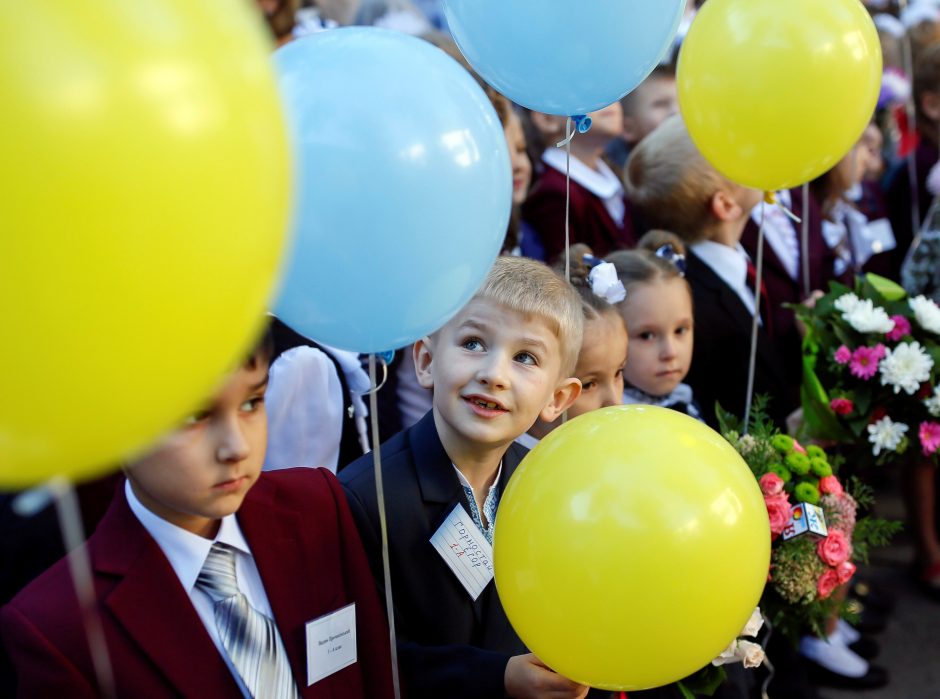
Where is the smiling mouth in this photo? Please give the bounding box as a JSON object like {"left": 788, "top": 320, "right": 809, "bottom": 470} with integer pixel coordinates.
{"left": 464, "top": 396, "right": 508, "bottom": 412}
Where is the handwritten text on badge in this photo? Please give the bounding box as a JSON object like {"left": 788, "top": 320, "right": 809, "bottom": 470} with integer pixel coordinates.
{"left": 429, "top": 504, "right": 494, "bottom": 600}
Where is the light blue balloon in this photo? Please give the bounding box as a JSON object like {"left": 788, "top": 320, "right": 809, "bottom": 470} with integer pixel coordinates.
{"left": 273, "top": 28, "right": 511, "bottom": 353}
{"left": 442, "top": 0, "right": 685, "bottom": 116}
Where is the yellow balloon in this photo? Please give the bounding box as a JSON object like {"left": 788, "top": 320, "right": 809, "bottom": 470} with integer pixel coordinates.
{"left": 677, "top": 0, "right": 881, "bottom": 191}
{"left": 494, "top": 406, "right": 770, "bottom": 691}
{"left": 0, "top": 3, "right": 290, "bottom": 487}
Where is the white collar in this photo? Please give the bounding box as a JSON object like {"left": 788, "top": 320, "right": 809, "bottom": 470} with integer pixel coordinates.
{"left": 452, "top": 461, "right": 503, "bottom": 498}
{"left": 125, "top": 480, "right": 251, "bottom": 593}
{"left": 514, "top": 432, "right": 541, "bottom": 450}
{"left": 690, "top": 241, "right": 757, "bottom": 317}
{"left": 541, "top": 148, "right": 623, "bottom": 200}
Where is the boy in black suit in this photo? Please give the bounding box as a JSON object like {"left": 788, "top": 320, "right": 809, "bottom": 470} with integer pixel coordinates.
{"left": 624, "top": 114, "right": 794, "bottom": 429}
{"left": 341, "top": 257, "right": 587, "bottom": 699}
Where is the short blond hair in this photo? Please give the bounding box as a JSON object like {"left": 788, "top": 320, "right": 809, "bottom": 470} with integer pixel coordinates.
{"left": 624, "top": 114, "right": 729, "bottom": 243}
{"left": 473, "top": 256, "right": 583, "bottom": 376}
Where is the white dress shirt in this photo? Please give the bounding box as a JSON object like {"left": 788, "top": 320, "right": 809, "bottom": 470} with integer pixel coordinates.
{"left": 752, "top": 190, "right": 800, "bottom": 281}
{"left": 542, "top": 147, "right": 626, "bottom": 225}
{"left": 691, "top": 241, "right": 758, "bottom": 319}
{"left": 125, "top": 481, "right": 284, "bottom": 698}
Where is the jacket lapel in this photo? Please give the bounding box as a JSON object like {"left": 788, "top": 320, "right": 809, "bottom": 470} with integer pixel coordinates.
{"left": 96, "top": 492, "right": 240, "bottom": 697}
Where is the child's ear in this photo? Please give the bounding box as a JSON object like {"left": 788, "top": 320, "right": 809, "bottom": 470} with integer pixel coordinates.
{"left": 710, "top": 189, "right": 743, "bottom": 223}
{"left": 413, "top": 337, "right": 435, "bottom": 390}
{"left": 539, "top": 378, "right": 582, "bottom": 423}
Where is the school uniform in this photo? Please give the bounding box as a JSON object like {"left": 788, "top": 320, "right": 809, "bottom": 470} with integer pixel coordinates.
{"left": 0, "top": 468, "right": 395, "bottom": 699}
{"left": 340, "top": 410, "right": 528, "bottom": 699}
{"left": 740, "top": 187, "right": 837, "bottom": 391}
{"left": 885, "top": 138, "right": 939, "bottom": 278}
{"left": 683, "top": 248, "right": 794, "bottom": 429}
{"left": 522, "top": 149, "right": 638, "bottom": 263}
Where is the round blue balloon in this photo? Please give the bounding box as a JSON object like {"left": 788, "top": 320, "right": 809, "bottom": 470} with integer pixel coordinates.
{"left": 442, "top": 0, "right": 685, "bottom": 116}
{"left": 273, "top": 28, "right": 511, "bottom": 353}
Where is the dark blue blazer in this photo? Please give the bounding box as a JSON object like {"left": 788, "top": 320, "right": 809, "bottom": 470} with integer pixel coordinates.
{"left": 340, "top": 411, "right": 528, "bottom": 699}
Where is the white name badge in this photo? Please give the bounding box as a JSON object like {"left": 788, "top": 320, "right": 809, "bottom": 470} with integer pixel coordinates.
{"left": 429, "top": 504, "right": 494, "bottom": 600}
{"left": 305, "top": 603, "right": 357, "bottom": 686}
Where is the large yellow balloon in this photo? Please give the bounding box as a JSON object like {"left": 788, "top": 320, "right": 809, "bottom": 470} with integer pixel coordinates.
{"left": 0, "top": 3, "right": 290, "bottom": 487}
{"left": 677, "top": 0, "right": 881, "bottom": 192}
{"left": 494, "top": 406, "right": 770, "bottom": 691}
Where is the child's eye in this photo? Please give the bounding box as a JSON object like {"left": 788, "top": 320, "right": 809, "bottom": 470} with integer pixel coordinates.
{"left": 581, "top": 380, "right": 597, "bottom": 391}
{"left": 675, "top": 325, "right": 690, "bottom": 336}
{"left": 514, "top": 351, "right": 537, "bottom": 366}
{"left": 638, "top": 331, "right": 654, "bottom": 341}
{"left": 616, "top": 367, "right": 624, "bottom": 377}
{"left": 182, "top": 409, "right": 211, "bottom": 426}
{"left": 240, "top": 397, "right": 265, "bottom": 413}
{"left": 461, "top": 337, "right": 484, "bottom": 352}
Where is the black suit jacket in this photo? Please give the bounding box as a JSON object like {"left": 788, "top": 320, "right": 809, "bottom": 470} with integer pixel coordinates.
{"left": 740, "top": 187, "right": 838, "bottom": 391}
{"left": 340, "top": 411, "right": 528, "bottom": 699}
{"left": 684, "top": 252, "right": 794, "bottom": 429}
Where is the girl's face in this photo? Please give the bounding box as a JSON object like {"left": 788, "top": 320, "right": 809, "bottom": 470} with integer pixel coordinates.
{"left": 620, "top": 277, "right": 693, "bottom": 397}
{"left": 568, "top": 312, "right": 628, "bottom": 420}
{"left": 830, "top": 141, "right": 866, "bottom": 195}
{"left": 505, "top": 112, "right": 532, "bottom": 206}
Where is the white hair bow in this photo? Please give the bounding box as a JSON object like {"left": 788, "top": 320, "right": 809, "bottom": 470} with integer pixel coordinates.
{"left": 588, "top": 262, "right": 626, "bottom": 304}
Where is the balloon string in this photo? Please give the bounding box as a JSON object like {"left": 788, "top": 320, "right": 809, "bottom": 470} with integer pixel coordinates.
{"left": 369, "top": 354, "right": 401, "bottom": 699}
{"left": 800, "top": 182, "right": 811, "bottom": 298}
{"left": 45, "top": 478, "right": 117, "bottom": 698}
{"left": 561, "top": 116, "right": 575, "bottom": 425}
{"left": 743, "top": 200, "right": 767, "bottom": 434}
{"left": 899, "top": 0, "right": 921, "bottom": 231}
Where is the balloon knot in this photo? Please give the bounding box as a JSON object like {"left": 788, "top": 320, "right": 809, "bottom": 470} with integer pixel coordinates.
{"left": 573, "top": 115, "right": 592, "bottom": 134}
{"left": 763, "top": 191, "right": 777, "bottom": 205}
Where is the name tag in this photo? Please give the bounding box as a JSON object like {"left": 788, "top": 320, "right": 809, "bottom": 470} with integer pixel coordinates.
{"left": 305, "top": 603, "right": 357, "bottom": 686}
{"left": 429, "top": 504, "right": 494, "bottom": 600}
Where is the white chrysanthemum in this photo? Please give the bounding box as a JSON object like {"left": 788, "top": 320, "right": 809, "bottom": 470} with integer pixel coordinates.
{"left": 834, "top": 293, "right": 861, "bottom": 314}
{"left": 910, "top": 295, "right": 940, "bottom": 335}
{"left": 867, "top": 416, "right": 909, "bottom": 456}
{"left": 926, "top": 386, "right": 940, "bottom": 418}
{"left": 842, "top": 299, "right": 895, "bottom": 334}
{"left": 879, "top": 341, "right": 934, "bottom": 394}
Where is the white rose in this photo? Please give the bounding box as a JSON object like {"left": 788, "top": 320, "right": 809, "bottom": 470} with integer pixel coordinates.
{"left": 738, "top": 640, "right": 766, "bottom": 669}
{"left": 711, "top": 640, "right": 739, "bottom": 667}
{"left": 741, "top": 607, "right": 764, "bottom": 638}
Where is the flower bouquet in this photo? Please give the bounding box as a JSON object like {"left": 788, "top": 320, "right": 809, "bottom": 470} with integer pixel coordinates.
{"left": 717, "top": 403, "right": 900, "bottom": 643}
{"left": 793, "top": 273, "right": 940, "bottom": 465}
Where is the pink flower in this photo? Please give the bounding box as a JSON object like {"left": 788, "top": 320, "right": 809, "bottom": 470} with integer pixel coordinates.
{"left": 765, "top": 494, "right": 792, "bottom": 539}
{"left": 817, "top": 530, "right": 852, "bottom": 566}
{"left": 886, "top": 315, "right": 912, "bottom": 341}
{"left": 818, "top": 475, "right": 844, "bottom": 496}
{"left": 919, "top": 421, "right": 940, "bottom": 457}
{"left": 830, "top": 398, "right": 854, "bottom": 416}
{"left": 817, "top": 569, "right": 840, "bottom": 599}
{"left": 850, "top": 346, "right": 883, "bottom": 380}
{"left": 836, "top": 560, "right": 857, "bottom": 585}
{"left": 834, "top": 345, "right": 852, "bottom": 365}
{"left": 760, "top": 472, "right": 785, "bottom": 496}
{"left": 792, "top": 440, "right": 807, "bottom": 455}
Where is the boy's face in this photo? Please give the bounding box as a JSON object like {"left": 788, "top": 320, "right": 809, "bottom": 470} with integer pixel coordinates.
{"left": 415, "top": 298, "right": 579, "bottom": 452}
{"left": 126, "top": 358, "right": 269, "bottom": 538}
{"left": 623, "top": 76, "right": 678, "bottom": 146}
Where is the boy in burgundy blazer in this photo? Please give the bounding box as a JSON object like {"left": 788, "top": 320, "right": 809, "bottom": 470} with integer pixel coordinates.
{"left": 1, "top": 332, "right": 396, "bottom": 699}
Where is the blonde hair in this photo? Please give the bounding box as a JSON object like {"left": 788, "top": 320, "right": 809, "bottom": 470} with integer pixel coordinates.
{"left": 624, "top": 114, "right": 729, "bottom": 243}
{"left": 474, "top": 256, "right": 584, "bottom": 376}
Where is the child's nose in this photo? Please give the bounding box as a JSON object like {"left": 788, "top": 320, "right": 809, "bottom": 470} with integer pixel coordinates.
{"left": 215, "top": 415, "right": 250, "bottom": 463}
{"left": 476, "top": 352, "right": 510, "bottom": 389}
{"left": 660, "top": 336, "right": 678, "bottom": 359}
{"left": 598, "top": 382, "right": 622, "bottom": 409}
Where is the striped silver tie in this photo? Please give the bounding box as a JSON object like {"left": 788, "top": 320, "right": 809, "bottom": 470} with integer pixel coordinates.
{"left": 196, "top": 543, "right": 299, "bottom": 699}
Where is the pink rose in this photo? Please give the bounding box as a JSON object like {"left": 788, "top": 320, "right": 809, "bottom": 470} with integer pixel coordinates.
{"left": 759, "top": 472, "right": 785, "bottom": 496}
{"left": 834, "top": 345, "right": 852, "bottom": 365}
{"left": 836, "top": 560, "right": 857, "bottom": 585}
{"left": 792, "top": 440, "right": 807, "bottom": 455}
{"left": 830, "top": 398, "right": 854, "bottom": 416}
{"left": 765, "top": 494, "right": 792, "bottom": 539}
{"left": 818, "top": 475, "right": 844, "bottom": 496}
{"left": 817, "top": 530, "right": 852, "bottom": 566}
{"left": 886, "top": 315, "right": 912, "bottom": 341}
{"left": 817, "top": 568, "right": 840, "bottom": 599}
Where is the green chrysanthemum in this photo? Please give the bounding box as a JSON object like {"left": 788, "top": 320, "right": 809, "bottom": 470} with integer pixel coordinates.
{"left": 785, "top": 452, "right": 811, "bottom": 475}
{"left": 794, "top": 482, "right": 821, "bottom": 505}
